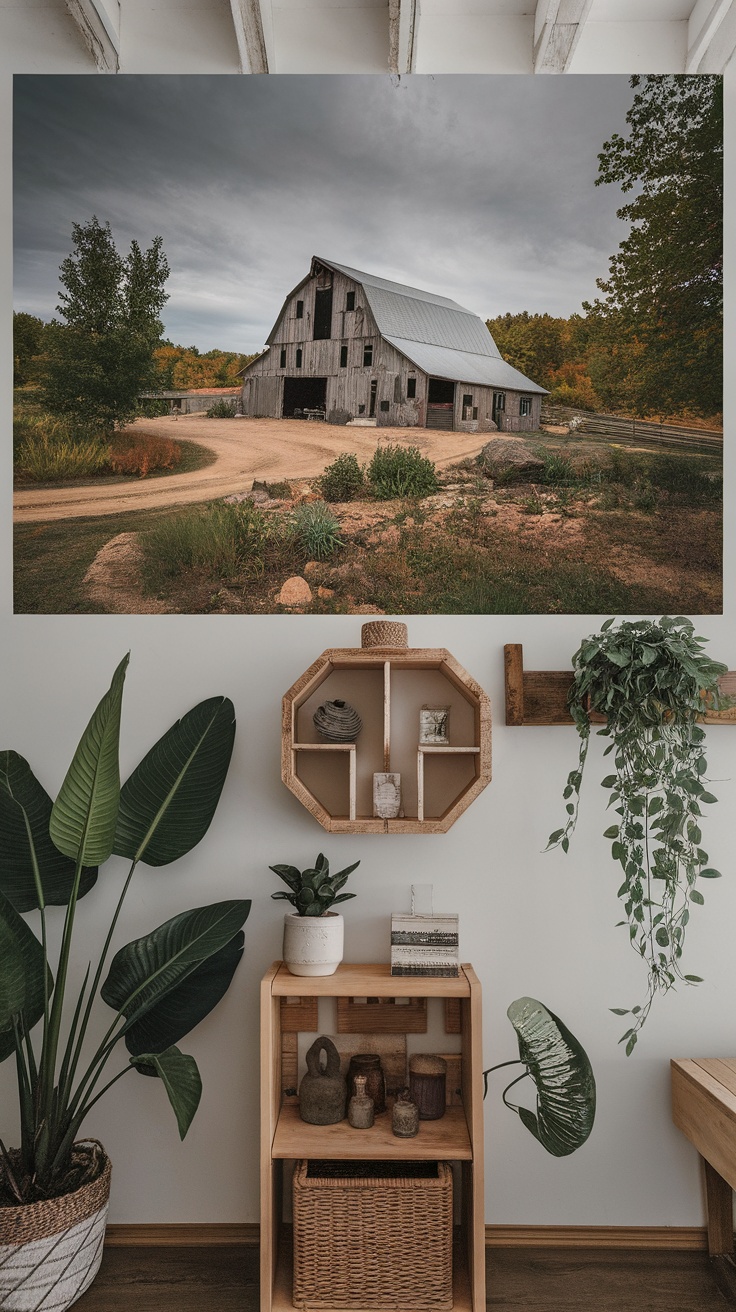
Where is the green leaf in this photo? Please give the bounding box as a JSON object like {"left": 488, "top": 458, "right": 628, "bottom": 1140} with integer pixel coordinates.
{"left": 0, "top": 751, "right": 97, "bottom": 911}
{"left": 625, "top": 1034, "right": 637, "bottom": 1057}
{"left": 601, "top": 776, "right": 618, "bottom": 789}
{"left": 506, "top": 997, "right": 596, "bottom": 1157}
{"left": 131, "top": 1045, "right": 202, "bottom": 1138}
{"left": 699, "top": 792, "right": 717, "bottom": 804}
{"left": 0, "top": 888, "right": 50, "bottom": 1062}
{"left": 699, "top": 868, "right": 721, "bottom": 878}
{"left": 603, "top": 826, "right": 619, "bottom": 839}
{"left": 547, "top": 829, "right": 565, "bottom": 846}
{"left": 269, "top": 865, "right": 302, "bottom": 891}
{"left": 609, "top": 1008, "right": 629, "bottom": 1016}
{"left": 655, "top": 928, "right": 669, "bottom": 947}
{"left": 690, "top": 890, "right": 705, "bottom": 905}
{"left": 684, "top": 975, "right": 703, "bottom": 983}
{"left": 114, "top": 698, "right": 235, "bottom": 866}
{"left": 50, "top": 655, "right": 128, "bottom": 865}
{"left": 101, "top": 900, "right": 250, "bottom": 1027}
{"left": 124, "top": 930, "right": 245, "bottom": 1056}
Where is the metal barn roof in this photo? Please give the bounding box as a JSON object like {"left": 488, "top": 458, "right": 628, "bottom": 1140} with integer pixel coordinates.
{"left": 317, "top": 258, "right": 546, "bottom": 393}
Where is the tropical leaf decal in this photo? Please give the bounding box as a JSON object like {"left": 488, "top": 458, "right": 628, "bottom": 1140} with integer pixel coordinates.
{"left": 506, "top": 997, "right": 596, "bottom": 1157}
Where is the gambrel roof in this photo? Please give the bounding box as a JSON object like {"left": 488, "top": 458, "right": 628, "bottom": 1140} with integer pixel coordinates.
{"left": 317, "top": 259, "right": 547, "bottom": 395}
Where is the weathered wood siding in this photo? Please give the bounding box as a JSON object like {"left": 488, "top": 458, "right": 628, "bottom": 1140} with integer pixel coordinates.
{"left": 241, "top": 263, "right": 543, "bottom": 431}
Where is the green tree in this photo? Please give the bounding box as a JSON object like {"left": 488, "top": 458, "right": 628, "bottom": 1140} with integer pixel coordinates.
{"left": 42, "top": 217, "right": 170, "bottom": 429}
{"left": 584, "top": 75, "right": 722, "bottom": 418}
{"left": 13, "top": 312, "right": 46, "bottom": 386}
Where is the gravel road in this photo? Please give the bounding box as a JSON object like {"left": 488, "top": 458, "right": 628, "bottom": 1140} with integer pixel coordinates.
{"left": 13, "top": 415, "right": 489, "bottom": 523}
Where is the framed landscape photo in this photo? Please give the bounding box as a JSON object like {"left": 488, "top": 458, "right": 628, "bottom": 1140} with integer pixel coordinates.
{"left": 12, "top": 73, "right": 722, "bottom": 615}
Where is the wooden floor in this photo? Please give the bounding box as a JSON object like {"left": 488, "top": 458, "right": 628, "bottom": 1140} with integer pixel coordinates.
{"left": 74, "top": 1246, "right": 729, "bottom": 1311}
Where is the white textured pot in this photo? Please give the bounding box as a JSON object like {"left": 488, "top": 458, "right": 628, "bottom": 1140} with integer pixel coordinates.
{"left": 0, "top": 1141, "right": 111, "bottom": 1312}
{"left": 283, "top": 912, "right": 344, "bottom": 976}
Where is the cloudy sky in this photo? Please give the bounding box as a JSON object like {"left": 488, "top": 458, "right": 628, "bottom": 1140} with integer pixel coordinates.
{"left": 14, "top": 75, "right": 635, "bottom": 355}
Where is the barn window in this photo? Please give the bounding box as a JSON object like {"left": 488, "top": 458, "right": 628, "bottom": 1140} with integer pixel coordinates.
{"left": 519, "top": 396, "right": 533, "bottom": 416}
{"left": 363, "top": 343, "right": 373, "bottom": 366}
{"left": 280, "top": 348, "right": 287, "bottom": 368}
{"left": 340, "top": 345, "right": 348, "bottom": 368}
{"left": 380, "top": 400, "right": 390, "bottom": 412}
{"left": 296, "top": 348, "right": 303, "bottom": 368}
{"left": 407, "top": 378, "right": 416, "bottom": 399}
{"left": 393, "top": 375, "right": 402, "bottom": 402}
{"left": 346, "top": 291, "right": 355, "bottom": 311}
{"left": 473, "top": 407, "right": 478, "bottom": 420}
{"left": 296, "top": 300, "right": 304, "bottom": 319}
{"left": 462, "top": 394, "right": 474, "bottom": 421}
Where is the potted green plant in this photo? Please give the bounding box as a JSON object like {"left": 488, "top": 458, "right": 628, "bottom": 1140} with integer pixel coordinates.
{"left": 483, "top": 998, "right": 596, "bottom": 1157}
{"left": 0, "top": 655, "right": 250, "bottom": 1311}
{"left": 549, "top": 616, "right": 728, "bottom": 1053}
{"left": 270, "top": 853, "right": 359, "bottom": 976}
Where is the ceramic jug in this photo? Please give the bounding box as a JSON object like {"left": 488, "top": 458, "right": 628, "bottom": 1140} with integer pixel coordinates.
{"left": 299, "top": 1036, "right": 347, "bottom": 1125}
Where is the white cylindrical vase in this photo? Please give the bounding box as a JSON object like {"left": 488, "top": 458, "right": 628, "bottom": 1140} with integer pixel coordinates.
{"left": 283, "top": 912, "right": 344, "bottom": 976}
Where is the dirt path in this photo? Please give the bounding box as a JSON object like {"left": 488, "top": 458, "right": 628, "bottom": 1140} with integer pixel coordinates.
{"left": 13, "top": 416, "right": 489, "bottom": 524}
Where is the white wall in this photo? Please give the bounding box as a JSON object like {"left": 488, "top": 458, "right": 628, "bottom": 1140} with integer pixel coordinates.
{"left": 0, "top": 20, "right": 733, "bottom": 1228}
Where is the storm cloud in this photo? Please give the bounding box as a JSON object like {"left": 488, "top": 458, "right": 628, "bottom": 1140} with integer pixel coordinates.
{"left": 14, "top": 74, "right": 634, "bottom": 353}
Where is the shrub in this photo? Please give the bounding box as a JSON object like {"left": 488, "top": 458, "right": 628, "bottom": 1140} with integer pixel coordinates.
{"left": 368, "top": 444, "right": 438, "bottom": 500}
{"left": 267, "top": 481, "right": 293, "bottom": 500}
{"left": 320, "top": 452, "right": 365, "bottom": 502}
{"left": 109, "top": 433, "right": 183, "bottom": 478}
{"left": 293, "top": 501, "right": 343, "bottom": 560}
{"left": 206, "top": 400, "right": 238, "bottom": 418}
{"left": 145, "top": 501, "right": 272, "bottom": 578}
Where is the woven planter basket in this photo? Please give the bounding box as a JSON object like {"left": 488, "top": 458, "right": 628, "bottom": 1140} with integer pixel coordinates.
{"left": 293, "top": 1159, "right": 453, "bottom": 1310}
{"left": 0, "top": 1141, "right": 111, "bottom": 1312}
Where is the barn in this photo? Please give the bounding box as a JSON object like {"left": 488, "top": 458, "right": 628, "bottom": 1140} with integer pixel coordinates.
{"left": 240, "top": 257, "right": 547, "bottom": 433}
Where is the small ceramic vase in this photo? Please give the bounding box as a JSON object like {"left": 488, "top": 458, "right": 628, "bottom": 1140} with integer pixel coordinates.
{"left": 392, "top": 1090, "right": 419, "bottom": 1138}
{"left": 348, "top": 1075, "right": 375, "bottom": 1129}
{"left": 299, "top": 1036, "right": 347, "bottom": 1125}
{"left": 282, "top": 911, "right": 344, "bottom": 977}
{"left": 347, "top": 1053, "right": 386, "bottom": 1113}
{"left": 313, "top": 699, "right": 362, "bottom": 743}
{"left": 409, "top": 1054, "right": 447, "bottom": 1120}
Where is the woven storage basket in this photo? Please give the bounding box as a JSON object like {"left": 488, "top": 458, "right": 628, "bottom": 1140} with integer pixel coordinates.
{"left": 0, "top": 1140, "right": 111, "bottom": 1312}
{"left": 292, "top": 1159, "right": 453, "bottom": 1310}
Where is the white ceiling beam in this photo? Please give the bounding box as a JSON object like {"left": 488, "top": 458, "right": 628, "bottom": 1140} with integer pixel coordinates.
{"left": 534, "top": 0, "right": 594, "bottom": 73}
{"left": 230, "top": 0, "right": 269, "bottom": 73}
{"left": 686, "top": 0, "right": 736, "bottom": 72}
{"left": 389, "top": 0, "right": 418, "bottom": 76}
{"left": 65, "top": 0, "right": 119, "bottom": 72}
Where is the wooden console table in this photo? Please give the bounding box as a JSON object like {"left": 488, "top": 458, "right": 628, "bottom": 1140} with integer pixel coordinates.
{"left": 672, "top": 1058, "right": 736, "bottom": 1300}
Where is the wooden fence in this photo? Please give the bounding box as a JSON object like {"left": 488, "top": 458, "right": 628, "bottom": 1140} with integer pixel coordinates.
{"left": 573, "top": 412, "right": 722, "bottom": 455}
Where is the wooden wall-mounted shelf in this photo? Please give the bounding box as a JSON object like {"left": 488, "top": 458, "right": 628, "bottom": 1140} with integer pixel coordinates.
{"left": 504, "top": 644, "right": 736, "bottom": 727}
{"left": 282, "top": 623, "right": 492, "bottom": 833}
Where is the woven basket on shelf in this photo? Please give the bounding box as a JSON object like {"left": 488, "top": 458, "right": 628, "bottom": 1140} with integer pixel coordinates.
{"left": 0, "top": 1140, "right": 111, "bottom": 1312}
{"left": 292, "top": 1159, "right": 453, "bottom": 1310}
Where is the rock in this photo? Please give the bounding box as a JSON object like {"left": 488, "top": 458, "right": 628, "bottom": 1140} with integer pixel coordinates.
{"left": 303, "top": 561, "right": 320, "bottom": 576}
{"left": 317, "top": 586, "right": 335, "bottom": 599}
{"left": 276, "top": 576, "right": 313, "bottom": 607}
{"left": 476, "top": 438, "right": 545, "bottom": 480}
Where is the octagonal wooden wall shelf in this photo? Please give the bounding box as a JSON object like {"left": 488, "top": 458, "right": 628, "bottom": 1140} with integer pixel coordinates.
{"left": 282, "top": 622, "right": 492, "bottom": 833}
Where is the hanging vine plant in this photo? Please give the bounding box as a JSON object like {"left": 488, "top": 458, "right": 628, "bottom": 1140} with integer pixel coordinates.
{"left": 549, "top": 617, "right": 728, "bottom": 1054}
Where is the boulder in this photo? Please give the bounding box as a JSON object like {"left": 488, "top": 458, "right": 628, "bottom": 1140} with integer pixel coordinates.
{"left": 477, "top": 438, "right": 545, "bottom": 480}
{"left": 276, "top": 576, "right": 313, "bottom": 607}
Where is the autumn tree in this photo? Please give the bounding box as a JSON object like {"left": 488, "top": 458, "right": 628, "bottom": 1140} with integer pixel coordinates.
{"left": 583, "top": 74, "right": 722, "bottom": 418}
{"left": 42, "top": 217, "right": 170, "bottom": 429}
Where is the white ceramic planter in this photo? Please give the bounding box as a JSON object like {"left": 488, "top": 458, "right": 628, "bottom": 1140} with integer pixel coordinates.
{"left": 283, "top": 912, "right": 344, "bottom": 976}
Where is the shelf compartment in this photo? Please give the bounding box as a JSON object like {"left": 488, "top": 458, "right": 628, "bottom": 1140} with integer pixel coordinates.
{"left": 272, "top": 1102, "right": 472, "bottom": 1161}
{"left": 417, "top": 746, "right": 480, "bottom": 823}
{"left": 293, "top": 743, "right": 357, "bottom": 822}
{"left": 272, "top": 1227, "right": 473, "bottom": 1312}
